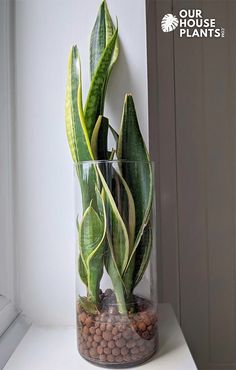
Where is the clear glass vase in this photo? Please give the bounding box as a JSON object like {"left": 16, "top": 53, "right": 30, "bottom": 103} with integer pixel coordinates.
{"left": 75, "top": 160, "right": 158, "bottom": 368}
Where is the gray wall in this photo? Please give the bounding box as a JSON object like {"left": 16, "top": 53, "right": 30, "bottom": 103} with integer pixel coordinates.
{"left": 147, "top": 0, "right": 236, "bottom": 369}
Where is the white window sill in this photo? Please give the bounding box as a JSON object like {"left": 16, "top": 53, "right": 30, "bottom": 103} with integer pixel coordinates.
{"left": 0, "top": 297, "right": 19, "bottom": 337}
{"left": 0, "top": 296, "right": 30, "bottom": 368}
{"left": 3, "top": 304, "right": 197, "bottom": 370}
{"left": 0, "top": 313, "right": 31, "bottom": 369}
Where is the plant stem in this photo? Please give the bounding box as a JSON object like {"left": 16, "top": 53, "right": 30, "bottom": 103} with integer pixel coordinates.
{"left": 122, "top": 257, "right": 135, "bottom": 303}
{"left": 106, "top": 256, "right": 127, "bottom": 315}
{"left": 113, "top": 279, "right": 127, "bottom": 315}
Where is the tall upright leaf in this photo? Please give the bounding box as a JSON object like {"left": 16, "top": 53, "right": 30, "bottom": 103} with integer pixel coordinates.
{"left": 90, "top": 1, "right": 106, "bottom": 80}
{"left": 104, "top": 1, "right": 119, "bottom": 74}
{"left": 85, "top": 28, "right": 118, "bottom": 139}
{"left": 111, "top": 168, "right": 136, "bottom": 250}
{"left": 123, "top": 223, "right": 152, "bottom": 296}
{"left": 110, "top": 168, "right": 137, "bottom": 298}
{"left": 117, "top": 95, "right": 153, "bottom": 245}
{"left": 100, "top": 1, "right": 119, "bottom": 112}
{"left": 98, "top": 167, "right": 129, "bottom": 275}
{"left": 65, "top": 46, "right": 93, "bottom": 162}
{"left": 117, "top": 94, "right": 153, "bottom": 273}
{"left": 65, "top": 46, "right": 98, "bottom": 210}
{"left": 132, "top": 223, "right": 152, "bottom": 288}
{"left": 90, "top": 0, "right": 119, "bottom": 114}
{"left": 105, "top": 253, "right": 127, "bottom": 315}
{"left": 96, "top": 166, "right": 129, "bottom": 314}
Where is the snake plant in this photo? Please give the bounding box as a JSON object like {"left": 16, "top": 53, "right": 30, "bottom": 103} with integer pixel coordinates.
{"left": 65, "top": 0, "right": 153, "bottom": 315}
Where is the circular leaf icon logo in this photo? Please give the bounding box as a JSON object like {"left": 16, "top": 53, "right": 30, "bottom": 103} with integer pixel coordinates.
{"left": 161, "top": 14, "right": 179, "bottom": 32}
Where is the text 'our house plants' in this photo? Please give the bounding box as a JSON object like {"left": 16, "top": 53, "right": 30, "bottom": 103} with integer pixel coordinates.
{"left": 65, "top": 1, "right": 158, "bottom": 367}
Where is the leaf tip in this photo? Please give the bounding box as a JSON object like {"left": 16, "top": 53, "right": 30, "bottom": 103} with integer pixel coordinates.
{"left": 71, "top": 44, "right": 78, "bottom": 53}
{"left": 115, "top": 16, "right": 119, "bottom": 31}
{"left": 124, "top": 93, "right": 136, "bottom": 109}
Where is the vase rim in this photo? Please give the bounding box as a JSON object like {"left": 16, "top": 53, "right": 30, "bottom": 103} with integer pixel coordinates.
{"left": 74, "top": 159, "right": 154, "bottom": 165}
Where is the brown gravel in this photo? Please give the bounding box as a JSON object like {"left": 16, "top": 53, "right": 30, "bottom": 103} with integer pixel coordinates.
{"left": 101, "top": 340, "right": 107, "bottom": 348}
{"left": 97, "top": 346, "right": 103, "bottom": 355}
{"left": 108, "top": 340, "right": 115, "bottom": 349}
{"left": 100, "top": 323, "right": 106, "bottom": 331}
{"left": 77, "top": 292, "right": 158, "bottom": 367}
{"left": 104, "top": 347, "right": 112, "bottom": 355}
{"left": 121, "top": 346, "right": 129, "bottom": 356}
{"left": 112, "top": 347, "right": 121, "bottom": 356}
{"left": 99, "top": 354, "right": 106, "bottom": 362}
{"left": 116, "top": 338, "right": 126, "bottom": 348}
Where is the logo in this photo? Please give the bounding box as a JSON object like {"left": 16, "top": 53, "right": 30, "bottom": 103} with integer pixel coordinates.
{"left": 161, "top": 9, "right": 225, "bottom": 38}
{"left": 161, "top": 14, "right": 179, "bottom": 32}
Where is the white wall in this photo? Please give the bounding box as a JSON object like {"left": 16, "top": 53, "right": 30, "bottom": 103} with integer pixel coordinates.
{"left": 14, "top": 0, "right": 149, "bottom": 325}
{"left": 0, "top": 0, "right": 15, "bottom": 302}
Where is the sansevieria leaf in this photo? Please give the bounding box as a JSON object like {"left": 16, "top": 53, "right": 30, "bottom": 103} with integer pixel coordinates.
{"left": 111, "top": 169, "right": 136, "bottom": 251}
{"left": 85, "top": 28, "right": 118, "bottom": 139}
{"left": 90, "top": 0, "right": 119, "bottom": 114}
{"left": 109, "top": 124, "right": 119, "bottom": 144}
{"left": 65, "top": 46, "right": 93, "bottom": 162}
{"left": 66, "top": 0, "right": 155, "bottom": 315}
{"left": 97, "top": 167, "right": 129, "bottom": 275}
{"left": 105, "top": 254, "right": 127, "bottom": 315}
{"left": 91, "top": 115, "right": 109, "bottom": 160}
{"left": 123, "top": 223, "right": 152, "bottom": 296}
{"left": 78, "top": 254, "right": 88, "bottom": 287}
{"left": 66, "top": 46, "right": 98, "bottom": 210}
{"left": 90, "top": 1, "right": 106, "bottom": 80}
{"left": 104, "top": 1, "right": 119, "bottom": 76}
{"left": 100, "top": 1, "right": 119, "bottom": 112}
{"left": 110, "top": 168, "right": 137, "bottom": 297}
{"left": 97, "top": 166, "right": 129, "bottom": 314}
{"left": 78, "top": 190, "right": 106, "bottom": 303}
{"left": 117, "top": 94, "right": 153, "bottom": 272}
{"left": 132, "top": 223, "right": 152, "bottom": 288}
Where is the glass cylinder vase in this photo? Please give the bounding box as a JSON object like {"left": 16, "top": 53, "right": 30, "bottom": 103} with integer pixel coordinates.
{"left": 75, "top": 160, "right": 158, "bottom": 368}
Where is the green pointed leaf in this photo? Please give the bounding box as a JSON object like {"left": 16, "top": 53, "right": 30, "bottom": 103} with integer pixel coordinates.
{"left": 95, "top": 186, "right": 105, "bottom": 221}
{"left": 79, "top": 194, "right": 106, "bottom": 303}
{"left": 111, "top": 169, "right": 136, "bottom": 251}
{"left": 97, "top": 167, "right": 129, "bottom": 275}
{"left": 90, "top": 1, "right": 106, "bottom": 80}
{"left": 66, "top": 46, "right": 98, "bottom": 210}
{"left": 99, "top": 2, "right": 119, "bottom": 113}
{"left": 76, "top": 164, "right": 99, "bottom": 211}
{"left": 117, "top": 95, "right": 153, "bottom": 272}
{"left": 65, "top": 46, "right": 93, "bottom": 162}
{"left": 78, "top": 204, "right": 102, "bottom": 269}
{"left": 109, "top": 124, "right": 119, "bottom": 144}
{"left": 78, "top": 254, "right": 88, "bottom": 287}
{"left": 87, "top": 188, "right": 107, "bottom": 303}
{"left": 104, "top": 1, "right": 119, "bottom": 75}
{"left": 85, "top": 28, "right": 118, "bottom": 139}
{"left": 91, "top": 116, "right": 109, "bottom": 160}
{"left": 123, "top": 223, "right": 152, "bottom": 295}
{"left": 105, "top": 253, "right": 127, "bottom": 315}
{"left": 133, "top": 223, "right": 152, "bottom": 287}
{"left": 90, "top": 1, "right": 119, "bottom": 115}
